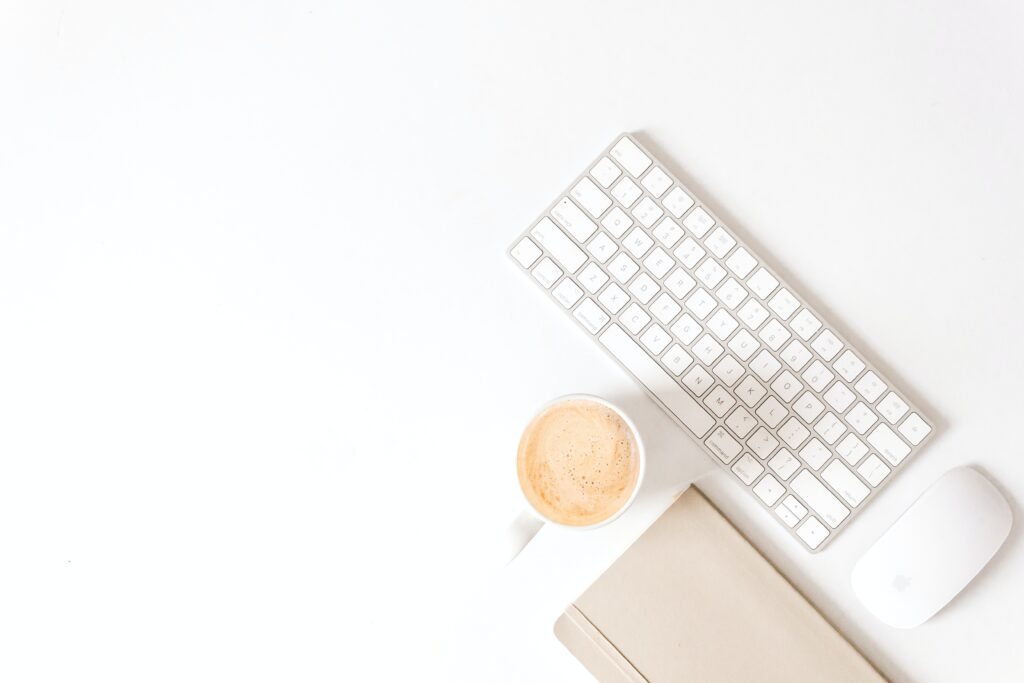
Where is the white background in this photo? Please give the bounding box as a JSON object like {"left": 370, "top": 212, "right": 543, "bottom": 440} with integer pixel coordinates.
{"left": 2, "top": 1, "right": 1023, "bottom": 681}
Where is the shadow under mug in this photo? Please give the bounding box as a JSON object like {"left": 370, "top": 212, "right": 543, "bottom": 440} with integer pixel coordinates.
{"left": 505, "top": 394, "right": 647, "bottom": 562}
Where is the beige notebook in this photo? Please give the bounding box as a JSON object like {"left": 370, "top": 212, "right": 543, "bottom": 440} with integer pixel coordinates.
{"left": 554, "top": 487, "right": 885, "bottom": 683}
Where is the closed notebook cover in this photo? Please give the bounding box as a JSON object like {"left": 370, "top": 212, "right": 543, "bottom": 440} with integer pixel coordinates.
{"left": 554, "top": 487, "right": 885, "bottom": 683}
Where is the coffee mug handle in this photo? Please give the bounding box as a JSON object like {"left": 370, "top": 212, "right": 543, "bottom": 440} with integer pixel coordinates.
{"left": 505, "top": 510, "right": 545, "bottom": 563}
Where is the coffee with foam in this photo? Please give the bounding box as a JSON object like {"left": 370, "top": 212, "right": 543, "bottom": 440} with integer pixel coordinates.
{"left": 517, "top": 399, "right": 641, "bottom": 527}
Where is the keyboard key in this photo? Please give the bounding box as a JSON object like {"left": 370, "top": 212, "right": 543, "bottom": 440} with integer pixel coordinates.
{"left": 725, "top": 406, "right": 758, "bottom": 438}
{"left": 511, "top": 236, "right": 542, "bottom": 268}
{"left": 626, "top": 274, "right": 659, "bottom": 305}
{"left": 670, "top": 313, "right": 702, "bottom": 344}
{"left": 791, "top": 470, "right": 849, "bottom": 528}
{"left": 713, "top": 354, "right": 744, "bottom": 386}
{"left": 706, "top": 427, "right": 742, "bottom": 464}
{"left": 834, "top": 349, "right": 866, "bottom": 382}
{"left": 706, "top": 226, "right": 736, "bottom": 258}
{"left": 641, "top": 167, "right": 672, "bottom": 197}
{"left": 662, "top": 186, "right": 694, "bottom": 217}
{"left": 811, "top": 329, "right": 843, "bottom": 361}
{"left": 665, "top": 268, "right": 697, "bottom": 299}
{"left": 649, "top": 293, "right": 681, "bottom": 324}
{"left": 640, "top": 323, "right": 671, "bottom": 354}
{"left": 715, "top": 278, "right": 748, "bottom": 310}
{"left": 748, "top": 426, "right": 780, "bottom": 459}
{"left": 797, "top": 517, "right": 829, "bottom": 549}
{"left": 620, "top": 303, "right": 651, "bottom": 334}
{"left": 598, "top": 282, "right": 629, "bottom": 314}
{"left": 783, "top": 495, "right": 808, "bottom": 519}
{"left": 775, "top": 505, "right": 800, "bottom": 527}
{"left": 801, "top": 360, "right": 834, "bottom": 392}
{"left": 573, "top": 299, "right": 609, "bottom": 333}
{"left": 695, "top": 258, "right": 727, "bottom": 288}
{"left": 652, "top": 217, "right": 684, "bottom": 248}
{"left": 854, "top": 370, "right": 887, "bottom": 403}
{"left": 799, "top": 438, "right": 830, "bottom": 470}
{"left": 736, "top": 375, "right": 767, "bottom": 407}
{"left": 624, "top": 227, "right": 654, "bottom": 258}
{"left": 779, "top": 417, "right": 810, "bottom": 449}
{"left": 682, "top": 365, "right": 714, "bottom": 396}
{"left": 590, "top": 156, "right": 621, "bottom": 187}
{"left": 628, "top": 272, "right": 660, "bottom": 304}
{"left": 790, "top": 309, "right": 822, "bottom": 340}
{"left": 822, "top": 460, "right": 870, "bottom": 506}
{"left": 753, "top": 473, "right": 785, "bottom": 505}
{"left": 707, "top": 309, "right": 739, "bottom": 340}
{"left": 531, "top": 217, "right": 587, "bottom": 272}
{"left": 898, "top": 413, "right": 931, "bottom": 446}
{"left": 586, "top": 231, "right": 618, "bottom": 264}
{"left": 599, "top": 324, "right": 714, "bottom": 437}
{"left": 836, "top": 433, "right": 868, "bottom": 466}
{"left": 662, "top": 344, "right": 693, "bottom": 376}
{"left": 758, "top": 319, "right": 791, "bottom": 350}
{"left": 771, "top": 370, "right": 803, "bottom": 403}
{"left": 768, "top": 449, "right": 799, "bottom": 480}
{"left": 756, "top": 396, "right": 787, "bottom": 428}
{"left": 846, "top": 402, "right": 878, "bottom": 435}
{"left": 794, "top": 391, "right": 825, "bottom": 422}
{"left": 738, "top": 299, "right": 770, "bottom": 328}
{"left": 610, "top": 137, "right": 652, "bottom": 176}
{"left": 768, "top": 288, "right": 800, "bottom": 320}
{"left": 781, "top": 340, "right": 812, "bottom": 371}
{"left": 868, "top": 424, "right": 911, "bottom": 465}
{"left": 857, "top": 454, "right": 891, "bottom": 486}
{"left": 684, "top": 288, "right": 717, "bottom": 319}
{"left": 813, "top": 412, "right": 846, "bottom": 444}
{"left": 750, "top": 349, "right": 782, "bottom": 382}
{"left": 609, "top": 253, "right": 640, "bottom": 283}
{"left": 747, "top": 268, "right": 779, "bottom": 299}
{"left": 732, "top": 453, "right": 764, "bottom": 484}
{"left": 876, "top": 392, "right": 909, "bottom": 424}
{"left": 611, "top": 177, "right": 643, "bottom": 207}
{"left": 682, "top": 207, "right": 715, "bottom": 237}
{"left": 531, "top": 257, "right": 563, "bottom": 288}
{"left": 823, "top": 382, "right": 856, "bottom": 412}
{"left": 552, "top": 279, "right": 584, "bottom": 308}
{"left": 728, "top": 329, "right": 760, "bottom": 361}
{"left": 571, "top": 177, "right": 612, "bottom": 217}
{"left": 703, "top": 385, "right": 736, "bottom": 417}
{"left": 551, "top": 197, "right": 598, "bottom": 242}
{"left": 725, "top": 247, "right": 757, "bottom": 278}
{"left": 643, "top": 247, "right": 675, "bottom": 278}
{"left": 631, "top": 197, "right": 664, "bottom": 228}
{"left": 673, "top": 237, "right": 705, "bottom": 268}
{"left": 601, "top": 206, "right": 632, "bottom": 237}
{"left": 578, "top": 262, "right": 609, "bottom": 293}
{"left": 693, "top": 334, "right": 724, "bottom": 365}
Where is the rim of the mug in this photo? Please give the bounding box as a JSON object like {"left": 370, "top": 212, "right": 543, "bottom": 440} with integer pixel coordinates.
{"left": 516, "top": 393, "right": 647, "bottom": 531}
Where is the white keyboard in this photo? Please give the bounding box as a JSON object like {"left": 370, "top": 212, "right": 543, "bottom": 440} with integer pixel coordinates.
{"left": 508, "top": 133, "right": 934, "bottom": 552}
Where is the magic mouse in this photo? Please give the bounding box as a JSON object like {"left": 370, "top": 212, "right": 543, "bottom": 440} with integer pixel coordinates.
{"left": 851, "top": 467, "right": 1012, "bottom": 628}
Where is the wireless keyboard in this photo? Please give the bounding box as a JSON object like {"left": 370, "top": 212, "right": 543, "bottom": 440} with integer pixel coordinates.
{"left": 508, "top": 133, "right": 934, "bottom": 552}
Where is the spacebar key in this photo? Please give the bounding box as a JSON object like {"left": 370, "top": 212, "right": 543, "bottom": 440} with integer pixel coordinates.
{"left": 599, "top": 324, "right": 715, "bottom": 438}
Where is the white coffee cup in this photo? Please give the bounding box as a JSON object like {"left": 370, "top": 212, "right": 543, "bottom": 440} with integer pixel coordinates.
{"left": 505, "top": 394, "right": 646, "bottom": 561}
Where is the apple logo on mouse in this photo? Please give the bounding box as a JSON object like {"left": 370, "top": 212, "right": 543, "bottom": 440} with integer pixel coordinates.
{"left": 891, "top": 575, "right": 911, "bottom": 592}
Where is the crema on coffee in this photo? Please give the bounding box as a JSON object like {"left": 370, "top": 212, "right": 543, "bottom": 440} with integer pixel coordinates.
{"left": 517, "top": 399, "right": 641, "bottom": 527}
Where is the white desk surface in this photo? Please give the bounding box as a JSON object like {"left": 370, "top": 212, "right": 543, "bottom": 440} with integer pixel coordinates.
{"left": 2, "top": 1, "right": 1022, "bottom": 680}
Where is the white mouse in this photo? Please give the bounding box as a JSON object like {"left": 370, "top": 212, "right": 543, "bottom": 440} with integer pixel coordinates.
{"left": 851, "top": 466, "right": 1012, "bottom": 628}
